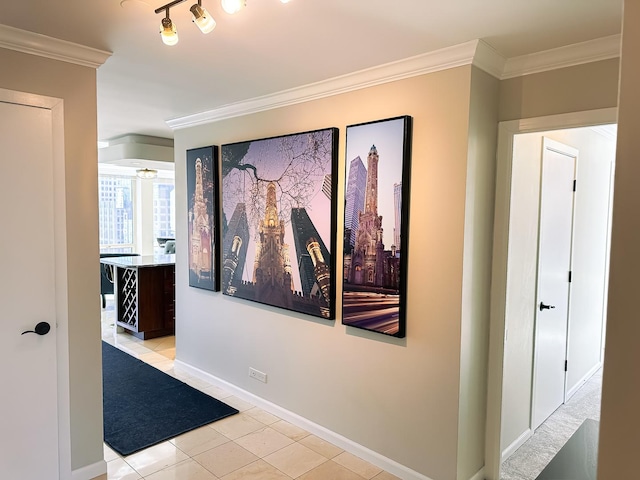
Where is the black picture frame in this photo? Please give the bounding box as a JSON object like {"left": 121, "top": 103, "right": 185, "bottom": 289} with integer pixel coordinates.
{"left": 187, "top": 145, "right": 220, "bottom": 291}
{"left": 342, "top": 115, "right": 413, "bottom": 337}
{"left": 220, "top": 128, "right": 339, "bottom": 320}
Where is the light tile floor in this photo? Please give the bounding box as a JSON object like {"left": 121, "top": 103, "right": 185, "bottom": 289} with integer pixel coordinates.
{"left": 101, "top": 297, "right": 399, "bottom": 480}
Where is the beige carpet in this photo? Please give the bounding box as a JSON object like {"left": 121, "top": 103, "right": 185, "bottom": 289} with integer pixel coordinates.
{"left": 501, "top": 369, "right": 602, "bottom": 480}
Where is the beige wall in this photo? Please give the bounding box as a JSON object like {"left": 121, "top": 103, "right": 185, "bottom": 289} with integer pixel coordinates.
{"left": 175, "top": 66, "right": 483, "bottom": 480}
{"left": 0, "top": 48, "right": 103, "bottom": 472}
{"left": 598, "top": 1, "right": 640, "bottom": 477}
{"left": 176, "top": 55, "right": 619, "bottom": 479}
{"left": 499, "top": 59, "right": 620, "bottom": 122}
{"left": 457, "top": 67, "right": 499, "bottom": 480}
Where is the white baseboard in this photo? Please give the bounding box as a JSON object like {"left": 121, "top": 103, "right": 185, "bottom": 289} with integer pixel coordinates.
{"left": 71, "top": 460, "right": 106, "bottom": 480}
{"left": 501, "top": 428, "right": 532, "bottom": 462}
{"left": 175, "top": 360, "right": 435, "bottom": 480}
{"left": 566, "top": 362, "right": 602, "bottom": 401}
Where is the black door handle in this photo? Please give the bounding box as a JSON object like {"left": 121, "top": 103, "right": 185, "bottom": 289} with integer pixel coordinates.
{"left": 21, "top": 322, "right": 51, "bottom": 336}
{"left": 539, "top": 302, "right": 556, "bottom": 311}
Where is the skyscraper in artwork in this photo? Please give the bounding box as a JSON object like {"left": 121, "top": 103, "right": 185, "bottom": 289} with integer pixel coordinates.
{"left": 222, "top": 202, "right": 249, "bottom": 294}
{"left": 350, "top": 145, "right": 385, "bottom": 286}
{"left": 393, "top": 182, "right": 402, "bottom": 250}
{"left": 344, "top": 156, "right": 367, "bottom": 251}
{"left": 252, "top": 182, "right": 294, "bottom": 307}
{"left": 189, "top": 158, "right": 212, "bottom": 282}
{"left": 291, "top": 207, "right": 331, "bottom": 301}
{"left": 322, "top": 174, "right": 331, "bottom": 200}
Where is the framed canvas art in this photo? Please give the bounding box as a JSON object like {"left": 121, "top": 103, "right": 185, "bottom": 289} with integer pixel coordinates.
{"left": 221, "top": 128, "right": 339, "bottom": 319}
{"left": 342, "top": 116, "right": 412, "bottom": 337}
{"left": 187, "top": 145, "right": 220, "bottom": 291}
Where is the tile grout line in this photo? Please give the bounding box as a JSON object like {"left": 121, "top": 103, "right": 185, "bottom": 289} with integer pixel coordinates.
{"left": 101, "top": 296, "right": 395, "bottom": 480}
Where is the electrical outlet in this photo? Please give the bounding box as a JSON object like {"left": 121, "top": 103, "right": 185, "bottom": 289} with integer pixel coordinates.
{"left": 249, "top": 367, "right": 267, "bottom": 383}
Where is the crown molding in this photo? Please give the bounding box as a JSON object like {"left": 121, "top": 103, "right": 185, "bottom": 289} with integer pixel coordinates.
{"left": 473, "top": 40, "right": 507, "bottom": 79}
{"left": 168, "top": 34, "right": 621, "bottom": 129}
{"left": 0, "top": 24, "right": 111, "bottom": 69}
{"left": 501, "top": 34, "right": 621, "bottom": 79}
{"left": 167, "top": 40, "right": 481, "bottom": 130}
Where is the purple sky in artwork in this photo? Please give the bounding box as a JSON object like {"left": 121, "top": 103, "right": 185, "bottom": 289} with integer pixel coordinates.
{"left": 222, "top": 131, "right": 333, "bottom": 293}
{"left": 345, "top": 117, "right": 406, "bottom": 250}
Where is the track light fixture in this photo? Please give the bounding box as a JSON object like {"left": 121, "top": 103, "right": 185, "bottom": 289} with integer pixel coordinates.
{"left": 159, "top": 8, "right": 179, "bottom": 46}
{"left": 154, "top": 0, "right": 291, "bottom": 45}
{"left": 190, "top": 0, "right": 216, "bottom": 34}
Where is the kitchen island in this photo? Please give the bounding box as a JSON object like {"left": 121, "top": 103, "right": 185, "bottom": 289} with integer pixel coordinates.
{"left": 100, "top": 254, "right": 175, "bottom": 339}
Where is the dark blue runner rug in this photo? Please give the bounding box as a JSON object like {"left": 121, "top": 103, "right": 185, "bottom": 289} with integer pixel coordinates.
{"left": 102, "top": 341, "right": 238, "bottom": 456}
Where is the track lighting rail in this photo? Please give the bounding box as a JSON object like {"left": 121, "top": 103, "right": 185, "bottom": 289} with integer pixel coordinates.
{"left": 154, "top": 0, "right": 188, "bottom": 15}
{"left": 153, "top": 0, "right": 290, "bottom": 46}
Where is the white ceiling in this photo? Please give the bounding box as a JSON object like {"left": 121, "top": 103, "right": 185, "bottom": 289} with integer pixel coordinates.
{"left": 0, "top": 0, "right": 623, "bottom": 142}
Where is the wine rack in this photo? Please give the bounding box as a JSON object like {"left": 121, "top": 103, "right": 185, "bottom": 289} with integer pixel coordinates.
{"left": 114, "top": 264, "right": 175, "bottom": 340}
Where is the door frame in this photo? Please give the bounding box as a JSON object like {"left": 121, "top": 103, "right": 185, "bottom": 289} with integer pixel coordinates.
{"left": 483, "top": 107, "right": 617, "bottom": 480}
{"left": 0, "top": 87, "right": 72, "bottom": 478}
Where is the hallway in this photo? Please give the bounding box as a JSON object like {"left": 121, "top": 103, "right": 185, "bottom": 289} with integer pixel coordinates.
{"left": 501, "top": 370, "right": 602, "bottom": 479}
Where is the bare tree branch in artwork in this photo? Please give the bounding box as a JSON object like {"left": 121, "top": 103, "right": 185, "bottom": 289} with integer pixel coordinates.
{"left": 222, "top": 130, "right": 332, "bottom": 239}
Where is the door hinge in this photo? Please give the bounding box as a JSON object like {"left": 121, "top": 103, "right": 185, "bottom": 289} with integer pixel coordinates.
{"left": 568, "top": 270, "right": 572, "bottom": 283}
{"left": 565, "top": 360, "right": 568, "bottom": 372}
{"left": 573, "top": 179, "right": 577, "bottom": 192}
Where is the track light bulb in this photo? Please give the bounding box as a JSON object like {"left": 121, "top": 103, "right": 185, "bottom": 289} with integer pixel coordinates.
{"left": 221, "top": 0, "right": 245, "bottom": 14}
{"left": 191, "top": 4, "right": 216, "bottom": 34}
{"left": 160, "top": 17, "right": 179, "bottom": 46}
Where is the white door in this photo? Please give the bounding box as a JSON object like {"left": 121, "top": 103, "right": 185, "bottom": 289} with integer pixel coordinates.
{"left": 0, "top": 101, "right": 60, "bottom": 478}
{"left": 532, "top": 138, "right": 577, "bottom": 430}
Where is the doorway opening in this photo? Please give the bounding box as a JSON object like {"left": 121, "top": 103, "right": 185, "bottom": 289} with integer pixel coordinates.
{"left": 484, "top": 108, "right": 617, "bottom": 480}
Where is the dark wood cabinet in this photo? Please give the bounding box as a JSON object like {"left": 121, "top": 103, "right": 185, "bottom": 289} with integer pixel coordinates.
{"left": 102, "top": 255, "right": 175, "bottom": 340}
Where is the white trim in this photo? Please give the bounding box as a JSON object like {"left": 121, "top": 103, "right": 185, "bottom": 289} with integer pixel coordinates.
{"left": 71, "top": 460, "right": 107, "bottom": 480}
{"left": 590, "top": 124, "right": 618, "bottom": 142}
{"left": 474, "top": 40, "right": 507, "bottom": 79}
{"left": 167, "top": 40, "right": 481, "bottom": 129}
{"left": 175, "top": 360, "right": 435, "bottom": 480}
{"left": 0, "top": 25, "right": 111, "bottom": 69}
{"left": 485, "top": 107, "right": 618, "bottom": 480}
{"left": 469, "top": 467, "right": 487, "bottom": 480}
{"left": 565, "top": 362, "right": 602, "bottom": 401}
{"left": 52, "top": 99, "right": 72, "bottom": 480}
{"left": 483, "top": 121, "right": 517, "bottom": 480}
{"left": 501, "top": 429, "right": 533, "bottom": 462}
{"left": 502, "top": 34, "right": 621, "bottom": 79}
{"left": 0, "top": 86, "right": 62, "bottom": 109}
{"left": 505, "top": 107, "right": 618, "bottom": 134}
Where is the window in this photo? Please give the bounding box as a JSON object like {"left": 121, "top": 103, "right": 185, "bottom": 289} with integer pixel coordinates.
{"left": 98, "top": 166, "right": 175, "bottom": 254}
{"left": 153, "top": 180, "right": 175, "bottom": 242}
{"left": 99, "top": 175, "right": 135, "bottom": 253}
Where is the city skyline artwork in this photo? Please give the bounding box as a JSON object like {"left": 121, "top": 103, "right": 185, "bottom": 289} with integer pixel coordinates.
{"left": 187, "top": 145, "right": 220, "bottom": 291}
{"left": 342, "top": 116, "right": 412, "bottom": 337}
{"left": 220, "top": 128, "right": 339, "bottom": 319}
